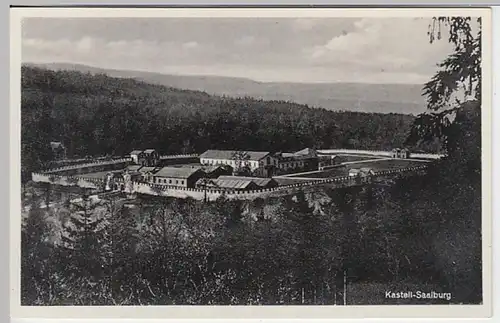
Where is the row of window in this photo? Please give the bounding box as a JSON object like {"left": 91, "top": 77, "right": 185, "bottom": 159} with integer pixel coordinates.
{"left": 200, "top": 158, "right": 303, "bottom": 169}
{"left": 279, "top": 161, "right": 304, "bottom": 169}
{"left": 156, "top": 178, "right": 185, "bottom": 185}
{"left": 202, "top": 159, "right": 260, "bottom": 167}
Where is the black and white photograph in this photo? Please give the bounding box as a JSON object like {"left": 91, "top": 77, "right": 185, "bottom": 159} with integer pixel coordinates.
{"left": 10, "top": 7, "right": 492, "bottom": 318}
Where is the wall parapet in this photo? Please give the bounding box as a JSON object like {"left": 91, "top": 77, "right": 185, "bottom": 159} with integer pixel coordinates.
{"left": 32, "top": 172, "right": 105, "bottom": 189}
{"left": 32, "top": 164, "right": 428, "bottom": 200}
{"left": 39, "top": 154, "right": 201, "bottom": 174}
{"left": 159, "top": 154, "right": 200, "bottom": 159}
{"left": 41, "top": 158, "right": 133, "bottom": 174}
{"left": 318, "top": 149, "right": 444, "bottom": 159}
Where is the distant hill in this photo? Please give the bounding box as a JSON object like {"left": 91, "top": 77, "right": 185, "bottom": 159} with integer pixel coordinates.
{"left": 26, "top": 62, "right": 427, "bottom": 115}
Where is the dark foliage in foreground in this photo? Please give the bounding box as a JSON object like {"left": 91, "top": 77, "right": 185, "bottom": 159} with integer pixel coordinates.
{"left": 21, "top": 127, "right": 481, "bottom": 305}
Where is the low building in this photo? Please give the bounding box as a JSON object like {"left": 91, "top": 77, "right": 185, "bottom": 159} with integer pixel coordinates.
{"left": 153, "top": 167, "right": 205, "bottom": 188}
{"left": 391, "top": 148, "right": 410, "bottom": 159}
{"left": 349, "top": 167, "right": 375, "bottom": 177}
{"left": 218, "top": 176, "right": 278, "bottom": 189}
{"left": 196, "top": 175, "right": 278, "bottom": 191}
{"left": 138, "top": 166, "right": 161, "bottom": 183}
{"left": 196, "top": 178, "right": 260, "bottom": 191}
{"left": 118, "top": 169, "right": 142, "bottom": 183}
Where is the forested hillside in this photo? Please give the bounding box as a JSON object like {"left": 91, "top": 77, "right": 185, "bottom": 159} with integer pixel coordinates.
{"left": 21, "top": 66, "right": 437, "bottom": 178}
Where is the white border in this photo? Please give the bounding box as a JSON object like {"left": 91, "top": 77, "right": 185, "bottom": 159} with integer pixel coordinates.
{"left": 9, "top": 7, "right": 493, "bottom": 319}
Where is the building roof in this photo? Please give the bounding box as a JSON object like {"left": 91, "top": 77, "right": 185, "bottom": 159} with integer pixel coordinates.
{"left": 200, "top": 150, "right": 270, "bottom": 161}
{"left": 139, "top": 166, "right": 160, "bottom": 174}
{"left": 50, "top": 141, "right": 65, "bottom": 149}
{"left": 295, "top": 148, "right": 317, "bottom": 156}
{"left": 203, "top": 165, "right": 230, "bottom": 173}
{"left": 143, "top": 149, "right": 156, "bottom": 154}
{"left": 154, "top": 166, "right": 202, "bottom": 179}
{"left": 217, "top": 176, "right": 275, "bottom": 187}
{"left": 200, "top": 178, "right": 255, "bottom": 190}
{"left": 350, "top": 168, "right": 374, "bottom": 175}
{"left": 130, "top": 150, "right": 143, "bottom": 155}
{"left": 126, "top": 165, "right": 143, "bottom": 172}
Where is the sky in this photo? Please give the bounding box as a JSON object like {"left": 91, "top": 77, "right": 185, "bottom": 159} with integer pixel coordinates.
{"left": 21, "top": 17, "right": 457, "bottom": 84}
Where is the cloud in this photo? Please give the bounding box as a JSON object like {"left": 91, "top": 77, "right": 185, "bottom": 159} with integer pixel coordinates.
{"left": 235, "top": 35, "right": 256, "bottom": 46}
{"left": 182, "top": 41, "right": 199, "bottom": 49}
{"left": 20, "top": 17, "right": 461, "bottom": 84}
{"left": 76, "top": 36, "right": 96, "bottom": 53}
{"left": 305, "top": 18, "right": 454, "bottom": 77}
{"left": 22, "top": 36, "right": 209, "bottom": 70}
{"left": 292, "top": 18, "right": 318, "bottom": 31}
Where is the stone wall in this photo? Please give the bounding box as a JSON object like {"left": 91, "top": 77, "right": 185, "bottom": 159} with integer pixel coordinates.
{"left": 42, "top": 158, "right": 132, "bottom": 176}
{"left": 32, "top": 172, "right": 105, "bottom": 190}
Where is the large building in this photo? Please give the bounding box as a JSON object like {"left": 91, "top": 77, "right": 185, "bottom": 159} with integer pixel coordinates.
{"left": 199, "top": 150, "right": 278, "bottom": 176}
{"left": 153, "top": 167, "right": 205, "bottom": 188}
{"left": 275, "top": 148, "right": 319, "bottom": 173}
{"left": 199, "top": 148, "right": 323, "bottom": 177}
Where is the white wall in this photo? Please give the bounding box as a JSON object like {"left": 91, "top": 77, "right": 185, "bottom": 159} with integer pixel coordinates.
{"left": 201, "top": 158, "right": 262, "bottom": 171}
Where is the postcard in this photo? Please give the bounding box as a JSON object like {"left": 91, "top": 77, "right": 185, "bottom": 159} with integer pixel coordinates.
{"left": 10, "top": 6, "right": 492, "bottom": 319}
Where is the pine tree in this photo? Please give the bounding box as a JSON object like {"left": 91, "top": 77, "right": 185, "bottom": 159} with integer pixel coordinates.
{"left": 21, "top": 205, "right": 55, "bottom": 305}
{"left": 59, "top": 194, "right": 112, "bottom": 305}
{"left": 107, "top": 202, "right": 140, "bottom": 304}
{"left": 284, "top": 191, "right": 324, "bottom": 304}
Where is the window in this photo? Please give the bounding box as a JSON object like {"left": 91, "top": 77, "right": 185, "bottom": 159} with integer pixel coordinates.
{"left": 175, "top": 180, "right": 179, "bottom": 184}
{"left": 266, "top": 157, "right": 270, "bottom": 164}
{"left": 181, "top": 180, "right": 184, "bottom": 185}
{"left": 169, "top": 179, "right": 172, "bottom": 184}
